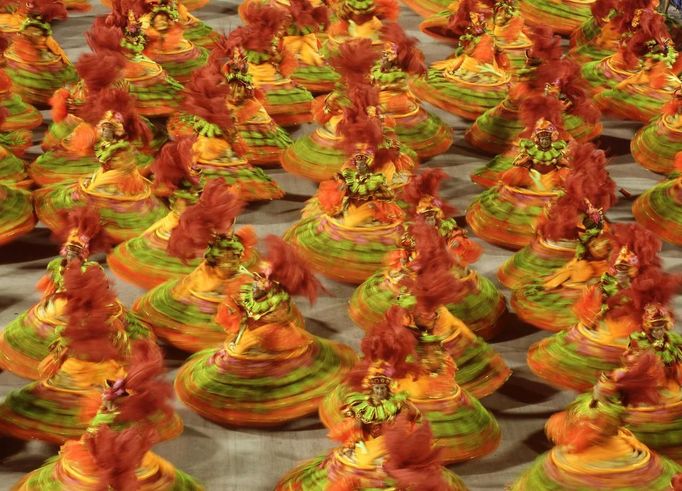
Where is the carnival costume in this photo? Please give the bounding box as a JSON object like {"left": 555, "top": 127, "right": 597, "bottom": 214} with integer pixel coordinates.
{"left": 34, "top": 90, "right": 169, "bottom": 244}
{"left": 321, "top": 300, "right": 501, "bottom": 464}
{"left": 350, "top": 219, "right": 510, "bottom": 399}
{"left": 132, "top": 180, "right": 258, "bottom": 353}
{"left": 107, "top": 138, "right": 204, "bottom": 290}
{"left": 137, "top": 0, "right": 209, "bottom": 84}
{"left": 509, "top": 147, "right": 617, "bottom": 330}
{"left": 595, "top": 17, "right": 682, "bottom": 123}
{"left": 528, "top": 224, "right": 680, "bottom": 392}
{"left": 581, "top": 8, "right": 670, "bottom": 97}
{"left": 14, "top": 340, "right": 202, "bottom": 490}
{"left": 285, "top": 0, "right": 338, "bottom": 93}
{"left": 569, "top": 0, "right": 655, "bottom": 65}
{"left": 31, "top": 78, "right": 156, "bottom": 187}
{"left": 0, "top": 209, "right": 114, "bottom": 380}
{"left": 410, "top": 0, "right": 512, "bottom": 121}
{"left": 632, "top": 90, "right": 682, "bottom": 175}
{"left": 498, "top": 158, "right": 614, "bottom": 291}
{"left": 238, "top": 4, "right": 313, "bottom": 126}
{"left": 467, "top": 27, "right": 601, "bottom": 159}
{"left": 175, "top": 235, "right": 356, "bottom": 426}
{"left": 285, "top": 81, "right": 406, "bottom": 283}
{"left": 276, "top": 367, "right": 467, "bottom": 489}
{"left": 0, "top": 182, "right": 33, "bottom": 245}
{"left": 351, "top": 168, "right": 506, "bottom": 341}
{"left": 420, "top": 0, "right": 532, "bottom": 72}
{"left": 633, "top": 151, "right": 682, "bottom": 247}
{"left": 3, "top": 0, "right": 76, "bottom": 107}
{"left": 372, "top": 23, "right": 453, "bottom": 161}
{"left": 281, "top": 38, "right": 416, "bottom": 183}
{"left": 0, "top": 261, "right": 183, "bottom": 444}
{"left": 510, "top": 371, "right": 682, "bottom": 489}
{"left": 168, "top": 36, "right": 292, "bottom": 168}
{"left": 466, "top": 110, "right": 576, "bottom": 250}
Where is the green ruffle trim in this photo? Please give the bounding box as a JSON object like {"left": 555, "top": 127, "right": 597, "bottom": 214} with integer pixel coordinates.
{"left": 5, "top": 65, "right": 77, "bottom": 91}
{"left": 597, "top": 87, "right": 665, "bottom": 121}
{"left": 639, "top": 179, "right": 682, "bottom": 224}
{"left": 0, "top": 185, "right": 32, "bottom": 236}
{"left": 292, "top": 65, "right": 340, "bottom": 83}
{"left": 156, "top": 46, "right": 209, "bottom": 80}
{"left": 422, "top": 68, "right": 508, "bottom": 109}
{"left": 31, "top": 151, "right": 152, "bottom": 184}
{"left": 0, "top": 151, "right": 25, "bottom": 182}
{"left": 522, "top": 0, "right": 591, "bottom": 21}
{"left": 514, "top": 282, "right": 581, "bottom": 329}
{"left": 264, "top": 87, "right": 314, "bottom": 106}
{"left": 113, "top": 235, "right": 200, "bottom": 278}
{"left": 240, "top": 125, "right": 292, "bottom": 150}
{"left": 475, "top": 187, "right": 546, "bottom": 226}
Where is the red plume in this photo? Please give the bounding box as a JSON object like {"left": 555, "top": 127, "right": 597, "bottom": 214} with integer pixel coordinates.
{"left": 49, "top": 88, "right": 70, "bottom": 123}
{"left": 53, "top": 207, "right": 114, "bottom": 255}
{"left": 337, "top": 85, "right": 384, "bottom": 156}
{"left": 400, "top": 168, "right": 457, "bottom": 218}
{"left": 116, "top": 339, "right": 173, "bottom": 424}
{"left": 180, "top": 62, "right": 236, "bottom": 135}
{"left": 408, "top": 221, "right": 466, "bottom": 313}
{"left": 263, "top": 235, "right": 322, "bottom": 304}
{"left": 384, "top": 414, "right": 448, "bottom": 491}
{"left": 622, "top": 11, "right": 671, "bottom": 69}
{"left": 591, "top": 0, "right": 618, "bottom": 23}
{"left": 62, "top": 260, "right": 121, "bottom": 361}
{"left": 446, "top": 0, "right": 493, "bottom": 37}
{"left": 86, "top": 425, "right": 155, "bottom": 491}
{"left": 85, "top": 17, "right": 124, "bottom": 54}
{"left": 329, "top": 38, "right": 381, "bottom": 87}
{"left": 672, "top": 474, "right": 682, "bottom": 491}
{"left": 519, "top": 94, "right": 566, "bottom": 137}
{"left": 608, "top": 223, "right": 662, "bottom": 270}
{"left": 380, "top": 23, "right": 426, "bottom": 75}
{"left": 528, "top": 26, "right": 562, "bottom": 62}
{"left": 612, "top": 350, "right": 666, "bottom": 406}
{"left": 80, "top": 88, "right": 152, "bottom": 145}
{"left": 240, "top": 3, "right": 288, "bottom": 53}
{"left": 76, "top": 52, "right": 126, "bottom": 95}
{"left": 21, "top": 0, "right": 67, "bottom": 22}
{"left": 151, "top": 136, "right": 199, "bottom": 197}
{"left": 553, "top": 59, "right": 601, "bottom": 124}
{"left": 373, "top": 0, "right": 399, "bottom": 20}
{"left": 606, "top": 266, "right": 682, "bottom": 321}
{"left": 613, "top": 0, "right": 661, "bottom": 33}
{"left": 288, "top": 0, "right": 329, "bottom": 32}
{"left": 167, "top": 178, "right": 244, "bottom": 261}
{"left": 346, "top": 306, "right": 418, "bottom": 389}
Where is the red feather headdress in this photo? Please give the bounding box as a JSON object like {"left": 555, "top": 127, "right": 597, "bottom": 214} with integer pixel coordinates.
{"left": 21, "top": 0, "right": 67, "bottom": 22}
{"left": 62, "top": 260, "right": 121, "bottom": 362}
{"left": 288, "top": 0, "right": 329, "bottom": 32}
{"left": 53, "top": 207, "right": 114, "bottom": 255}
{"left": 151, "top": 136, "right": 199, "bottom": 197}
{"left": 380, "top": 22, "right": 426, "bottom": 76}
{"left": 518, "top": 94, "right": 567, "bottom": 138}
{"left": 329, "top": 38, "right": 381, "bottom": 88}
{"left": 346, "top": 306, "right": 419, "bottom": 389}
{"left": 167, "top": 178, "right": 244, "bottom": 261}
{"left": 262, "top": 235, "right": 322, "bottom": 304}
{"left": 528, "top": 26, "right": 563, "bottom": 63}
{"left": 384, "top": 414, "right": 449, "bottom": 491}
{"left": 180, "top": 62, "right": 237, "bottom": 136}
{"left": 400, "top": 168, "right": 457, "bottom": 219}
{"left": 240, "top": 3, "right": 288, "bottom": 53}
{"left": 79, "top": 87, "right": 152, "bottom": 145}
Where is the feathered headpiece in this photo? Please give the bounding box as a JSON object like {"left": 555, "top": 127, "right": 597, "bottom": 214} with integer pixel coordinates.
{"left": 80, "top": 88, "right": 151, "bottom": 145}
{"left": 552, "top": 59, "right": 601, "bottom": 124}
{"left": 86, "top": 424, "right": 156, "bottom": 491}
{"left": 407, "top": 220, "right": 465, "bottom": 314}
{"left": 611, "top": 350, "right": 666, "bottom": 406}
{"left": 62, "top": 260, "right": 121, "bottom": 361}
{"left": 608, "top": 223, "right": 661, "bottom": 271}
{"left": 518, "top": 94, "right": 566, "bottom": 138}
{"left": 384, "top": 414, "right": 448, "bottom": 491}
{"left": 590, "top": 0, "right": 618, "bottom": 24}
{"left": 400, "top": 168, "right": 457, "bottom": 219}
{"left": 113, "top": 339, "right": 174, "bottom": 424}
{"left": 262, "top": 235, "right": 322, "bottom": 304}
{"left": 53, "top": 207, "right": 114, "bottom": 257}
{"left": 527, "top": 26, "right": 563, "bottom": 64}
{"left": 240, "top": 3, "right": 288, "bottom": 53}
{"left": 336, "top": 88, "right": 384, "bottom": 156}
{"left": 347, "top": 306, "right": 418, "bottom": 389}
{"left": 107, "top": 0, "right": 146, "bottom": 29}
{"left": 180, "top": 62, "right": 237, "bottom": 136}
{"left": 208, "top": 27, "right": 248, "bottom": 64}
{"left": 151, "top": 136, "right": 199, "bottom": 197}
{"left": 612, "top": 0, "right": 660, "bottom": 33}
{"left": 446, "top": 0, "right": 494, "bottom": 38}
{"left": 329, "top": 38, "right": 381, "bottom": 88}
{"left": 287, "top": 0, "right": 329, "bottom": 32}
{"left": 621, "top": 10, "right": 671, "bottom": 69}
{"left": 21, "top": 0, "right": 67, "bottom": 22}
{"left": 167, "top": 178, "right": 244, "bottom": 261}
{"left": 606, "top": 265, "right": 682, "bottom": 321}
{"left": 538, "top": 144, "right": 615, "bottom": 241}
{"left": 380, "top": 23, "right": 426, "bottom": 76}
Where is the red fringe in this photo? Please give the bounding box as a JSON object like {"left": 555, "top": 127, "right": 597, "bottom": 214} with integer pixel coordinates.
{"left": 80, "top": 88, "right": 152, "bottom": 145}
{"left": 181, "top": 62, "right": 235, "bottom": 134}
{"left": 329, "top": 38, "right": 380, "bottom": 87}
{"left": 359, "top": 306, "right": 418, "bottom": 378}
{"left": 400, "top": 168, "right": 457, "bottom": 218}
{"left": 76, "top": 51, "right": 126, "bottom": 95}
{"left": 241, "top": 3, "right": 289, "bottom": 53}
{"left": 21, "top": 0, "right": 67, "bottom": 22}
{"left": 288, "top": 0, "right": 329, "bottom": 31}
{"left": 613, "top": 350, "right": 666, "bottom": 406}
